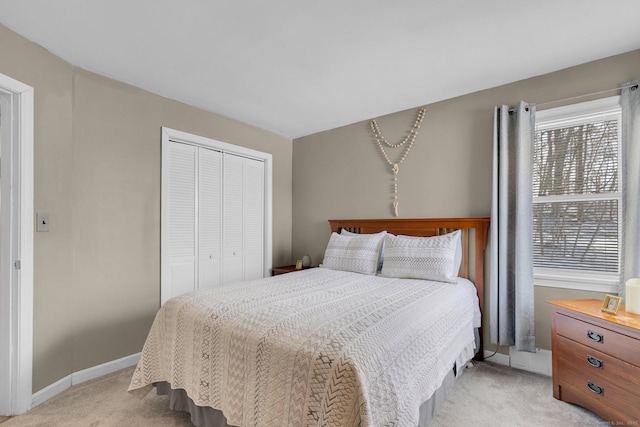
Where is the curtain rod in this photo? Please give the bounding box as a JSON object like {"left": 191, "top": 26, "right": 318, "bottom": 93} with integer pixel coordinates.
{"left": 536, "top": 83, "right": 638, "bottom": 108}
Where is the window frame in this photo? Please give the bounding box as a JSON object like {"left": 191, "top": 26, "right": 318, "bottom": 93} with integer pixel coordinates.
{"left": 533, "top": 96, "right": 622, "bottom": 293}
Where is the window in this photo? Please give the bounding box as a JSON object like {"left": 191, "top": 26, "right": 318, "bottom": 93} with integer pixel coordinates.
{"left": 533, "top": 96, "right": 621, "bottom": 292}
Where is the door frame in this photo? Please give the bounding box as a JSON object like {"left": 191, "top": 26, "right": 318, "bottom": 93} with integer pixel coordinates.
{"left": 160, "top": 127, "right": 272, "bottom": 305}
{"left": 0, "top": 73, "right": 34, "bottom": 415}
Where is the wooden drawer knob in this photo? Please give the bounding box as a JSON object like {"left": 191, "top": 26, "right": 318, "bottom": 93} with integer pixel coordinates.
{"left": 586, "top": 355, "right": 603, "bottom": 369}
{"left": 587, "top": 380, "right": 604, "bottom": 395}
{"left": 587, "top": 330, "right": 604, "bottom": 343}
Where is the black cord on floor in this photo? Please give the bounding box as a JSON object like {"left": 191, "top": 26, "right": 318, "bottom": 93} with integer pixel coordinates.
{"left": 483, "top": 343, "right": 500, "bottom": 359}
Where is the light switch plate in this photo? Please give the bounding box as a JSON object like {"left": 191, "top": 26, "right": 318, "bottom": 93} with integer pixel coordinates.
{"left": 36, "top": 212, "right": 49, "bottom": 232}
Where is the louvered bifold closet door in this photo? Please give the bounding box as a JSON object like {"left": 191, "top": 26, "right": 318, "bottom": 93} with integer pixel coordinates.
{"left": 223, "top": 154, "right": 245, "bottom": 284}
{"left": 222, "top": 153, "right": 264, "bottom": 284}
{"left": 163, "top": 138, "right": 266, "bottom": 303}
{"left": 198, "top": 147, "right": 223, "bottom": 290}
{"left": 163, "top": 142, "right": 197, "bottom": 302}
{"left": 243, "top": 158, "right": 264, "bottom": 280}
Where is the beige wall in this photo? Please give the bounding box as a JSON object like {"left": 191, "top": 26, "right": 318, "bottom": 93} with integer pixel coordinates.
{"left": 292, "top": 49, "right": 640, "bottom": 354}
{"left": 0, "top": 23, "right": 293, "bottom": 392}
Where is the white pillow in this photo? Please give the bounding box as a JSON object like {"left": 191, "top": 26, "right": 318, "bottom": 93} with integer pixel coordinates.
{"left": 322, "top": 231, "right": 386, "bottom": 275}
{"left": 340, "top": 229, "right": 386, "bottom": 271}
{"left": 387, "top": 232, "right": 462, "bottom": 277}
{"left": 381, "top": 230, "right": 461, "bottom": 283}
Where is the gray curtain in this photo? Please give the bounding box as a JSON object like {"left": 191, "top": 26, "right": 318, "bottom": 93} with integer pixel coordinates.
{"left": 489, "top": 101, "right": 536, "bottom": 353}
{"left": 621, "top": 79, "right": 640, "bottom": 299}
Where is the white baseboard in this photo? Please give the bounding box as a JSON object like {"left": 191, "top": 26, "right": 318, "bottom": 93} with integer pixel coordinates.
{"left": 509, "top": 347, "right": 552, "bottom": 376}
{"left": 483, "top": 347, "right": 552, "bottom": 377}
{"left": 31, "top": 375, "right": 72, "bottom": 408}
{"left": 71, "top": 353, "right": 140, "bottom": 385}
{"left": 31, "top": 352, "right": 140, "bottom": 408}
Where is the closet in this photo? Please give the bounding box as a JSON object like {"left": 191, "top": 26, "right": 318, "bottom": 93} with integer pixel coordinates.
{"left": 161, "top": 129, "right": 269, "bottom": 304}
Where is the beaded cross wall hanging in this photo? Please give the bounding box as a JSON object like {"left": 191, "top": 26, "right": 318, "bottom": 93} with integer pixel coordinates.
{"left": 370, "top": 107, "right": 426, "bottom": 216}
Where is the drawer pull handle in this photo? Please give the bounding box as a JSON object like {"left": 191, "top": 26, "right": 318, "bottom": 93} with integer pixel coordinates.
{"left": 587, "top": 381, "right": 604, "bottom": 396}
{"left": 586, "top": 355, "right": 603, "bottom": 369}
{"left": 586, "top": 330, "right": 603, "bottom": 343}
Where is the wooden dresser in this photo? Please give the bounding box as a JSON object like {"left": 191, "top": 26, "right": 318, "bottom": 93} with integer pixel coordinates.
{"left": 547, "top": 299, "right": 640, "bottom": 423}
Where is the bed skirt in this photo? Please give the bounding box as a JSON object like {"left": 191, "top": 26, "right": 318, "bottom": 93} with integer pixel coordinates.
{"left": 154, "top": 364, "right": 460, "bottom": 427}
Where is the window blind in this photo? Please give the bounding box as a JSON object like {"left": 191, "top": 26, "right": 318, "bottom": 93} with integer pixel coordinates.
{"left": 532, "top": 117, "right": 620, "bottom": 273}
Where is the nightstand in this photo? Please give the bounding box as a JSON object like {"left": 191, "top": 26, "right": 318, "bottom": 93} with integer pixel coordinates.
{"left": 547, "top": 299, "right": 640, "bottom": 423}
{"left": 271, "top": 265, "right": 314, "bottom": 276}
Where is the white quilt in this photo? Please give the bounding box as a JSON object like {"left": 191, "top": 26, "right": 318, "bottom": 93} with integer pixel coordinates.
{"left": 129, "top": 268, "right": 480, "bottom": 427}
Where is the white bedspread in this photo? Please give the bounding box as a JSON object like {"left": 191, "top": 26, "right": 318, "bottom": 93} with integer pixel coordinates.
{"left": 129, "top": 268, "right": 480, "bottom": 427}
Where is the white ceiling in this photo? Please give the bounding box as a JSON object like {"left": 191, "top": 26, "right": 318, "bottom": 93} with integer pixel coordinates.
{"left": 1, "top": 1, "right": 639, "bottom": 138}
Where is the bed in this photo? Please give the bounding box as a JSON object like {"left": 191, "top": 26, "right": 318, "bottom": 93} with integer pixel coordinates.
{"left": 129, "top": 217, "right": 490, "bottom": 427}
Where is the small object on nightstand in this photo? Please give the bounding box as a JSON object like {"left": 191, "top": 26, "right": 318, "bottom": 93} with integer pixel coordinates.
{"left": 601, "top": 294, "right": 622, "bottom": 314}
{"left": 302, "top": 255, "right": 311, "bottom": 268}
{"left": 295, "top": 260, "right": 303, "bottom": 270}
{"left": 626, "top": 278, "right": 640, "bottom": 314}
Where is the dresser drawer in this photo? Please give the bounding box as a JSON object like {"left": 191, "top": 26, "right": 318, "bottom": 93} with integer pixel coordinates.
{"left": 556, "top": 357, "right": 640, "bottom": 423}
{"left": 555, "top": 335, "right": 640, "bottom": 396}
{"left": 555, "top": 313, "right": 640, "bottom": 366}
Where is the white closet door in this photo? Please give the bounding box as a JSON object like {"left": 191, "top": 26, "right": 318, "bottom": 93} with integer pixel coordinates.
{"left": 243, "top": 159, "right": 264, "bottom": 280}
{"left": 163, "top": 142, "right": 197, "bottom": 302}
{"left": 162, "top": 130, "right": 268, "bottom": 303}
{"left": 223, "top": 153, "right": 245, "bottom": 284}
{"left": 198, "top": 147, "right": 222, "bottom": 290}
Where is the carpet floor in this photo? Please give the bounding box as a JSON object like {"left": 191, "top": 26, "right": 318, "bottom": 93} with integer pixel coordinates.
{"left": 1, "top": 361, "right": 610, "bottom": 426}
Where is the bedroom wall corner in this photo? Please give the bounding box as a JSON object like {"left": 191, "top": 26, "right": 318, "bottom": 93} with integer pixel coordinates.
{"left": 291, "top": 48, "right": 640, "bottom": 361}
{"left": 0, "top": 21, "right": 294, "bottom": 397}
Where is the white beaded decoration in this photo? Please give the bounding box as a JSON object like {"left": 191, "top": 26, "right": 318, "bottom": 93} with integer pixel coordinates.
{"left": 370, "top": 107, "right": 426, "bottom": 217}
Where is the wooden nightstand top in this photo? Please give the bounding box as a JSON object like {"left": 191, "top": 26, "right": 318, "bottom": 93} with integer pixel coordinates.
{"left": 547, "top": 299, "right": 640, "bottom": 333}
{"left": 271, "top": 265, "right": 315, "bottom": 275}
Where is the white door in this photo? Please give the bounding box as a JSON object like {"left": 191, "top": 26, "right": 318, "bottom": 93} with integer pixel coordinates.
{"left": 161, "top": 132, "right": 268, "bottom": 304}
{"left": 222, "top": 153, "right": 264, "bottom": 283}
{"left": 222, "top": 153, "right": 244, "bottom": 284}
{"left": 243, "top": 157, "right": 264, "bottom": 280}
{"left": 0, "top": 74, "right": 34, "bottom": 416}
{"left": 198, "top": 148, "right": 223, "bottom": 290}
{"left": 161, "top": 141, "right": 197, "bottom": 303}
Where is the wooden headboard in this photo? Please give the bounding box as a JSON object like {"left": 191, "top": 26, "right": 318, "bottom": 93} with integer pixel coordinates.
{"left": 328, "top": 217, "right": 490, "bottom": 360}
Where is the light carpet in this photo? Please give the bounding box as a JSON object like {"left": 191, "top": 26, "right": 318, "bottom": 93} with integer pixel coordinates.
{"left": 1, "top": 361, "right": 609, "bottom": 426}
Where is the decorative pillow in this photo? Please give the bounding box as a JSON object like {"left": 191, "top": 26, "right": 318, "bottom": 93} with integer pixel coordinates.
{"left": 381, "top": 230, "right": 461, "bottom": 283}
{"left": 340, "top": 229, "right": 386, "bottom": 271}
{"left": 387, "top": 232, "right": 462, "bottom": 277}
{"left": 322, "top": 231, "right": 386, "bottom": 275}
